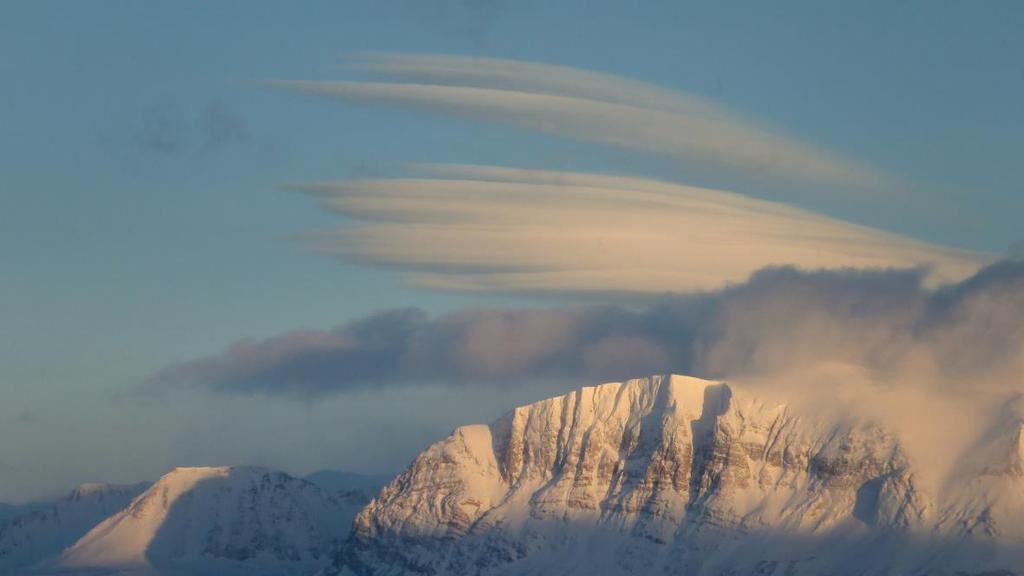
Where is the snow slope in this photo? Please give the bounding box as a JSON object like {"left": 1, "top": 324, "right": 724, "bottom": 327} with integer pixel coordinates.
{"left": 52, "top": 466, "right": 354, "bottom": 575}
{"left": 340, "top": 374, "right": 1024, "bottom": 576}
{"left": 0, "top": 502, "right": 48, "bottom": 524}
{"left": 0, "top": 481, "right": 148, "bottom": 572}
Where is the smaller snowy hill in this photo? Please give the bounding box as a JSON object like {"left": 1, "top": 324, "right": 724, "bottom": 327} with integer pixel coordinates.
{"left": 0, "top": 502, "right": 48, "bottom": 523}
{"left": 51, "top": 466, "right": 354, "bottom": 575}
{"left": 0, "top": 481, "right": 149, "bottom": 572}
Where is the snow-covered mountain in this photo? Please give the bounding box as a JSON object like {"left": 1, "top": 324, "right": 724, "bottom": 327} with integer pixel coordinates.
{"left": 0, "top": 502, "right": 47, "bottom": 524}
{"left": 45, "top": 466, "right": 358, "bottom": 575}
{"left": 338, "top": 374, "right": 1024, "bottom": 576}
{"left": 4, "top": 375, "right": 1021, "bottom": 575}
{"left": 0, "top": 481, "right": 149, "bottom": 572}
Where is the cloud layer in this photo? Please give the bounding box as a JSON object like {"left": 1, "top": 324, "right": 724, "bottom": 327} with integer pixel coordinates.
{"left": 149, "top": 260, "right": 1024, "bottom": 489}
{"left": 293, "top": 164, "right": 987, "bottom": 294}
{"left": 150, "top": 260, "right": 1024, "bottom": 400}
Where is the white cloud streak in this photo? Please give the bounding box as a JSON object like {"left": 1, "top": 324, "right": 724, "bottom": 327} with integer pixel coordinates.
{"left": 344, "top": 53, "right": 734, "bottom": 118}
{"left": 273, "top": 53, "right": 887, "bottom": 189}
{"left": 294, "top": 165, "right": 989, "bottom": 294}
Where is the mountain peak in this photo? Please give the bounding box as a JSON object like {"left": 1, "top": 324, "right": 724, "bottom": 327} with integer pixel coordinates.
{"left": 64, "top": 481, "right": 148, "bottom": 503}
{"left": 151, "top": 465, "right": 274, "bottom": 491}
{"left": 56, "top": 465, "right": 351, "bottom": 572}
{"left": 67, "top": 482, "right": 109, "bottom": 497}
{"left": 341, "top": 373, "right": 1024, "bottom": 575}
{"left": 158, "top": 464, "right": 268, "bottom": 480}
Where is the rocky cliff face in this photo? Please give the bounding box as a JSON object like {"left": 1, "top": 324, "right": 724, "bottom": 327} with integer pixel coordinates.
{"left": 340, "top": 375, "right": 1024, "bottom": 576}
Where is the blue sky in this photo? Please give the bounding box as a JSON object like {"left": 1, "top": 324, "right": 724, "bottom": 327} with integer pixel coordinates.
{"left": 1, "top": 1, "right": 1022, "bottom": 501}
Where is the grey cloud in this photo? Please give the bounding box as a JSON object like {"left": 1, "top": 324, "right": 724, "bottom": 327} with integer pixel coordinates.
{"left": 148, "top": 305, "right": 686, "bottom": 398}
{"left": 199, "top": 100, "right": 251, "bottom": 152}
{"left": 132, "top": 99, "right": 254, "bottom": 158}
{"left": 148, "top": 261, "right": 1024, "bottom": 399}
{"left": 135, "top": 101, "right": 185, "bottom": 155}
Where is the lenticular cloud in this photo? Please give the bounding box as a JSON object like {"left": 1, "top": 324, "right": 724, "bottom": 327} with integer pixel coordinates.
{"left": 276, "top": 53, "right": 885, "bottom": 189}
{"left": 291, "top": 164, "right": 987, "bottom": 294}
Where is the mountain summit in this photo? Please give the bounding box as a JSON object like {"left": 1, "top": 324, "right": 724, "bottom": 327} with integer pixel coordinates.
{"left": 54, "top": 466, "right": 355, "bottom": 575}
{"left": 339, "top": 375, "right": 1024, "bottom": 575}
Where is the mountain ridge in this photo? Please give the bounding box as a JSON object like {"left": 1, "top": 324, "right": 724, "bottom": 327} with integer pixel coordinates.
{"left": 2, "top": 375, "right": 1021, "bottom": 575}
{"left": 338, "top": 374, "right": 1024, "bottom": 575}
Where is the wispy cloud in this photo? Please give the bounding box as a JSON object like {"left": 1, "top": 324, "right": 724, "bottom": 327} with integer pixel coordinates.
{"left": 292, "top": 164, "right": 987, "bottom": 294}
{"left": 272, "top": 53, "right": 887, "bottom": 189}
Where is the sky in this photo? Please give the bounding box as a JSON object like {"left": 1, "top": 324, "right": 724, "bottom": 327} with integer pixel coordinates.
{"left": 1, "top": 1, "right": 1023, "bottom": 502}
